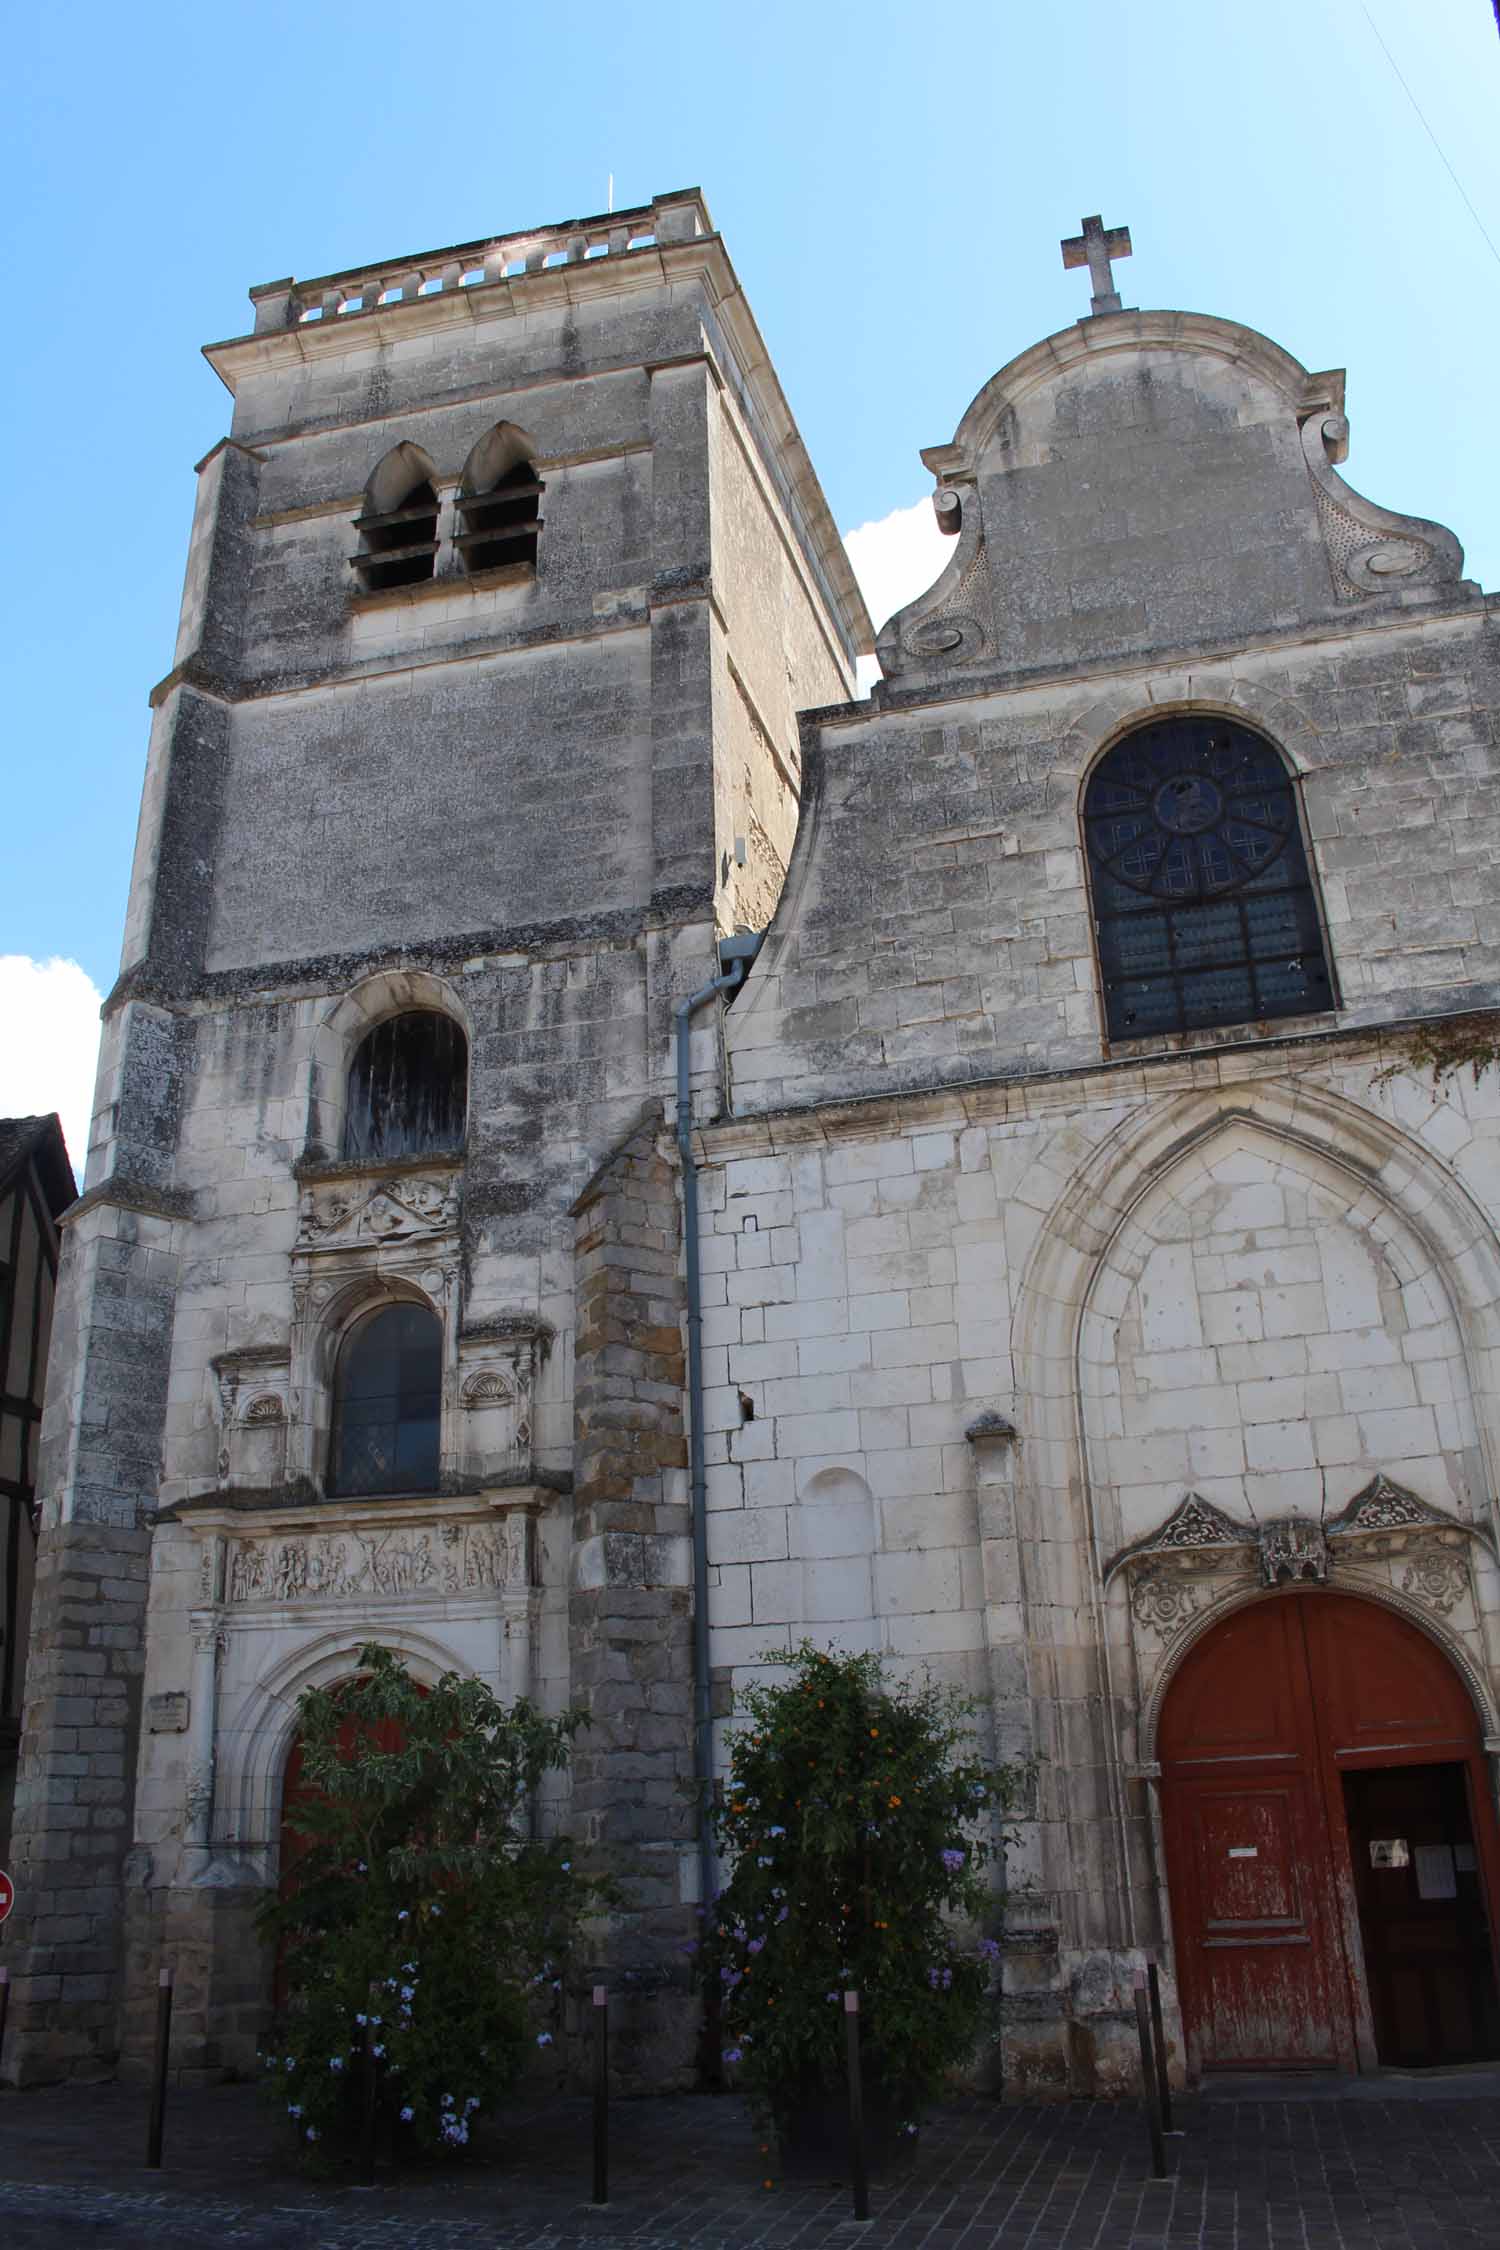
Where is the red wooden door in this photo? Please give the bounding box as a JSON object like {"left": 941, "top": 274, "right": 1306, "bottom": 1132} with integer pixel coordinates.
{"left": 1160, "top": 1598, "right": 1351, "bottom": 2070}
{"left": 1159, "top": 1591, "right": 1500, "bottom": 2075}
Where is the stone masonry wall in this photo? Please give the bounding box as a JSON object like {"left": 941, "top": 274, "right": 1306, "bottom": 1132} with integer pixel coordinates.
{"left": 568, "top": 1119, "right": 698, "bottom": 2089}
{"left": 3, "top": 1521, "right": 151, "bottom": 2083}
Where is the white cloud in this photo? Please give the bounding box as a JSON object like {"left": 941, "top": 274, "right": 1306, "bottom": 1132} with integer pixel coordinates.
{"left": 843, "top": 495, "right": 952, "bottom": 692}
{"left": 0, "top": 956, "right": 103, "bottom": 1180}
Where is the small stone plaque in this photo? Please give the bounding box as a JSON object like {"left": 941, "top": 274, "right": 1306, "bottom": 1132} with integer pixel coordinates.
{"left": 147, "top": 1692, "right": 189, "bottom": 1734}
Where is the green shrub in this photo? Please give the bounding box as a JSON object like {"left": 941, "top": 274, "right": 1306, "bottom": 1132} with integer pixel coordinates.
{"left": 707, "top": 1642, "right": 1024, "bottom": 2126}
{"left": 258, "top": 1644, "right": 599, "bottom": 2155}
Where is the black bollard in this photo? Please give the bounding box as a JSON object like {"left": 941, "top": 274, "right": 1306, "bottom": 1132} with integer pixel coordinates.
{"left": 844, "top": 1990, "right": 869, "bottom": 2223}
{"left": 0, "top": 1966, "right": 9, "bottom": 2077}
{"left": 359, "top": 2006, "right": 377, "bottom": 2186}
{"left": 1146, "top": 1960, "right": 1174, "bottom": 2134}
{"left": 591, "top": 1985, "right": 609, "bottom": 2206}
{"left": 1131, "top": 1970, "right": 1167, "bottom": 2180}
{"left": 146, "top": 1967, "right": 174, "bottom": 2169}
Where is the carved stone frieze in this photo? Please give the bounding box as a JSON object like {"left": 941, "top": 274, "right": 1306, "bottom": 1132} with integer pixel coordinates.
{"left": 226, "top": 1515, "right": 536, "bottom": 1606}
{"left": 296, "top": 1171, "right": 459, "bottom": 1254}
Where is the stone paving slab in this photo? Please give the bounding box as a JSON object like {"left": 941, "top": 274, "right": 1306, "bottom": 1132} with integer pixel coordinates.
{"left": 3, "top": 2079, "right": 1500, "bottom": 2247}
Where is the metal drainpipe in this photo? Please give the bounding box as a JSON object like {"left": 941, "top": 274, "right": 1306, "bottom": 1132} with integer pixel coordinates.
{"left": 675, "top": 933, "right": 761, "bottom": 1917}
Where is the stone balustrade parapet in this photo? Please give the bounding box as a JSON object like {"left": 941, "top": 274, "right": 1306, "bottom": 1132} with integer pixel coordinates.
{"left": 244, "top": 190, "right": 709, "bottom": 337}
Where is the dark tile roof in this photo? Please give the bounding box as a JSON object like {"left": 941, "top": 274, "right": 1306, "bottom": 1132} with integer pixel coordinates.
{"left": 0, "top": 1114, "right": 77, "bottom": 1219}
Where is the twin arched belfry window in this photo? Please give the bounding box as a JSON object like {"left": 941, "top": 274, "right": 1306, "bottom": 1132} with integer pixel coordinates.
{"left": 353, "top": 424, "right": 543, "bottom": 592}
{"left": 1083, "top": 717, "right": 1333, "bottom": 1041}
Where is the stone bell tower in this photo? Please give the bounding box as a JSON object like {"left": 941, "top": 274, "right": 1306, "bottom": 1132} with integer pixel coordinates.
{"left": 4, "top": 189, "right": 870, "bottom": 2084}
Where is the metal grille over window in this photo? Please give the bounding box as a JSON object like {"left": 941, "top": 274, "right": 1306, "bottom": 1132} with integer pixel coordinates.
{"left": 1083, "top": 717, "right": 1333, "bottom": 1040}
{"left": 343, "top": 1012, "right": 467, "bottom": 1162}
{"left": 328, "top": 1303, "right": 441, "bottom": 1497}
{"left": 352, "top": 442, "right": 439, "bottom": 592}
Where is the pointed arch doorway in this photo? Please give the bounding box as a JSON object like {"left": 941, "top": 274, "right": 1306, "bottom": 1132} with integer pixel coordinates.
{"left": 1159, "top": 1590, "right": 1500, "bottom": 2075}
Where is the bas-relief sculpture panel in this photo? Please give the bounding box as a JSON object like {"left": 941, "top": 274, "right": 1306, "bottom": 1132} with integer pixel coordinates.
{"left": 223, "top": 1514, "right": 531, "bottom": 1605}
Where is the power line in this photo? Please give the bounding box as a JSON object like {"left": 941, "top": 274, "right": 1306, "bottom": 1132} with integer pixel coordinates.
{"left": 1359, "top": 1, "right": 1500, "bottom": 271}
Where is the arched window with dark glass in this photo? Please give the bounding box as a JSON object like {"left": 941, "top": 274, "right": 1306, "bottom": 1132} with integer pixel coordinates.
{"left": 328, "top": 1302, "right": 442, "bottom": 1495}
{"left": 353, "top": 442, "right": 440, "bottom": 592}
{"left": 1083, "top": 717, "right": 1334, "bottom": 1042}
{"left": 342, "top": 1011, "right": 467, "bottom": 1162}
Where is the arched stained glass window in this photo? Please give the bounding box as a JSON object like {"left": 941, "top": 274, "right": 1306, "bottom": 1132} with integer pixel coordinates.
{"left": 328, "top": 1302, "right": 442, "bottom": 1496}
{"left": 1083, "top": 717, "right": 1334, "bottom": 1041}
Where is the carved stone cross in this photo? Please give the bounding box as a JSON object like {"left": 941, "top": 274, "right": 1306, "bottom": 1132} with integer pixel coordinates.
{"left": 1061, "top": 214, "right": 1133, "bottom": 317}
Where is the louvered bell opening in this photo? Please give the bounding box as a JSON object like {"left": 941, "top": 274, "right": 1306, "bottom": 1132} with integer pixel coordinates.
{"left": 455, "top": 464, "right": 543, "bottom": 575}
{"left": 352, "top": 482, "right": 440, "bottom": 591}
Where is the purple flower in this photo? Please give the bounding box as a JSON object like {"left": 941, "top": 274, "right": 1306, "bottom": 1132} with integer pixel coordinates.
{"left": 305, "top": 2126, "right": 320, "bottom": 2142}
{"left": 400, "top": 2105, "right": 414, "bottom": 2123}
{"left": 722, "top": 2046, "right": 743, "bottom": 2064}
{"left": 287, "top": 2103, "right": 302, "bottom": 2119}
{"left": 978, "top": 1938, "right": 1001, "bottom": 1962}
{"left": 329, "top": 2057, "right": 345, "bottom": 2073}
{"left": 768, "top": 1825, "right": 786, "bottom": 1838}
{"left": 355, "top": 2013, "right": 368, "bottom": 2026}
{"left": 536, "top": 2032, "right": 553, "bottom": 2047}
{"left": 775, "top": 1907, "right": 788, "bottom": 1923}
{"left": 747, "top": 1937, "right": 765, "bottom": 1955}
{"left": 827, "top": 1992, "right": 839, "bottom": 2003}
{"left": 941, "top": 1849, "right": 965, "bottom": 1872}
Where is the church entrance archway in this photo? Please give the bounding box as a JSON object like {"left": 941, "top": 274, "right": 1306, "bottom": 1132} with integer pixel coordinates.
{"left": 1159, "top": 1590, "right": 1500, "bottom": 2075}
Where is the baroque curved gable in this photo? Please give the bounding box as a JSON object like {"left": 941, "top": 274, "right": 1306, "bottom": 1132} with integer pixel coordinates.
{"left": 879, "top": 311, "right": 1472, "bottom": 686}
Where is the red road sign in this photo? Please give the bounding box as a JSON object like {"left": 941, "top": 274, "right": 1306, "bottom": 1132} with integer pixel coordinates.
{"left": 0, "top": 1867, "right": 14, "bottom": 1921}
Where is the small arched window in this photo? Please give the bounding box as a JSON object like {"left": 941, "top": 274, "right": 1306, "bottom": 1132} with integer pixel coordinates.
{"left": 343, "top": 1011, "right": 467, "bottom": 1162}
{"left": 455, "top": 422, "right": 543, "bottom": 575}
{"left": 1083, "top": 717, "right": 1334, "bottom": 1041}
{"left": 353, "top": 442, "right": 439, "bottom": 592}
{"left": 328, "top": 1302, "right": 442, "bottom": 1496}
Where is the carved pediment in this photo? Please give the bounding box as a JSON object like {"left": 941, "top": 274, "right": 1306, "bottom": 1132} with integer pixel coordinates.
{"left": 296, "top": 1171, "right": 459, "bottom": 1253}
{"left": 1106, "top": 1493, "right": 1253, "bottom": 1582}
{"left": 1326, "top": 1474, "right": 1447, "bottom": 1541}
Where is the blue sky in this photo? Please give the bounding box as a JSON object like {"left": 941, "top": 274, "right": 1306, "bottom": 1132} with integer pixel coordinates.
{"left": 4, "top": 0, "right": 1498, "bottom": 1161}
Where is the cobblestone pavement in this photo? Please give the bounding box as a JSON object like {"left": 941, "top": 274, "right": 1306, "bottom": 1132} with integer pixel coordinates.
{"left": 3, "top": 2074, "right": 1500, "bottom": 2247}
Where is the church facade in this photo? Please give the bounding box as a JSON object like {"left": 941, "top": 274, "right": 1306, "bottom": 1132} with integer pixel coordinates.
{"left": 7, "top": 190, "right": 1500, "bottom": 2095}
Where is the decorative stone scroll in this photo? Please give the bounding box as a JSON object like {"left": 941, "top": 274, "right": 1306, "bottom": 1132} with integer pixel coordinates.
{"left": 1300, "top": 412, "right": 1465, "bottom": 606}
{"left": 225, "top": 1515, "right": 535, "bottom": 1606}
{"left": 296, "top": 1170, "right": 459, "bottom": 1253}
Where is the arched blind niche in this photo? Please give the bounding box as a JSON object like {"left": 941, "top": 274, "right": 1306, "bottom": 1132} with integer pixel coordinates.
{"left": 343, "top": 1011, "right": 468, "bottom": 1163}
{"left": 328, "top": 1302, "right": 442, "bottom": 1496}
{"left": 1083, "top": 716, "right": 1333, "bottom": 1041}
